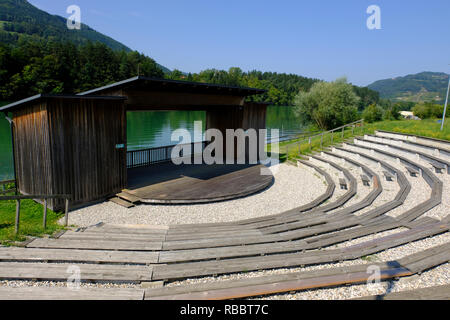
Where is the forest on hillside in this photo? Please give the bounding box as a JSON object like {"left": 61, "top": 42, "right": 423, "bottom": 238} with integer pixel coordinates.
{"left": 0, "top": 40, "right": 164, "bottom": 100}
{"left": 0, "top": 40, "right": 381, "bottom": 107}
{"left": 168, "top": 68, "right": 380, "bottom": 108}
{"left": 0, "top": 0, "right": 130, "bottom": 51}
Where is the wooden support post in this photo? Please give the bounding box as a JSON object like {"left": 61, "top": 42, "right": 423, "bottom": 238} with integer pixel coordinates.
{"left": 352, "top": 125, "right": 355, "bottom": 136}
{"left": 43, "top": 198, "right": 47, "bottom": 229}
{"left": 320, "top": 133, "right": 324, "bottom": 149}
{"left": 342, "top": 127, "right": 345, "bottom": 139}
{"left": 64, "top": 199, "right": 69, "bottom": 227}
{"left": 331, "top": 131, "right": 334, "bottom": 144}
{"left": 15, "top": 199, "right": 20, "bottom": 235}
{"left": 309, "top": 137, "right": 312, "bottom": 152}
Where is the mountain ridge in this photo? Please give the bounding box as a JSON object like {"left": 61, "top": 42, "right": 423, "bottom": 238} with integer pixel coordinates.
{"left": 368, "top": 71, "right": 449, "bottom": 104}
{"left": 0, "top": 0, "right": 171, "bottom": 73}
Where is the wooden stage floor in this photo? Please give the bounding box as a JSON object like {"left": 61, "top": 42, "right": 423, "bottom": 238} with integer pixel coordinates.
{"left": 125, "top": 162, "right": 274, "bottom": 204}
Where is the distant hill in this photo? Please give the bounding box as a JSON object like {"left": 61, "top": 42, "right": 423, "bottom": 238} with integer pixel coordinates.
{"left": 368, "top": 72, "right": 449, "bottom": 104}
{"left": 0, "top": 0, "right": 170, "bottom": 73}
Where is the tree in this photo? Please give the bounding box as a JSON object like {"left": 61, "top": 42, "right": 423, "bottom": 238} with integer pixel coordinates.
{"left": 412, "top": 102, "right": 445, "bottom": 119}
{"left": 362, "top": 103, "right": 384, "bottom": 123}
{"left": 383, "top": 103, "right": 402, "bottom": 120}
{"left": 293, "top": 77, "right": 360, "bottom": 130}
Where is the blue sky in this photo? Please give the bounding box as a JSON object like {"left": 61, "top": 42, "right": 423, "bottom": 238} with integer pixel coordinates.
{"left": 29, "top": 0, "right": 450, "bottom": 86}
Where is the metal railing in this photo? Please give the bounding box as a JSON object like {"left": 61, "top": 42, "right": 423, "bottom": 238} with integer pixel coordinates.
{"left": 268, "top": 129, "right": 321, "bottom": 144}
{"left": 0, "top": 183, "right": 71, "bottom": 235}
{"left": 284, "top": 119, "right": 365, "bottom": 156}
{"left": 127, "top": 141, "right": 208, "bottom": 169}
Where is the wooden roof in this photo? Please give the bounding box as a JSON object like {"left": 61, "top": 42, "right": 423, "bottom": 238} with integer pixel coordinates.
{"left": 78, "top": 76, "right": 266, "bottom": 97}
{"left": 0, "top": 94, "right": 126, "bottom": 112}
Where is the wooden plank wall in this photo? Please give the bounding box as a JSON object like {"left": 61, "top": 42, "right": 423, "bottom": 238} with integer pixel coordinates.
{"left": 206, "top": 106, "right": 243, "bottom": 162}
{"left": 205, "top": 104, "right": 267, "bottom": 163}
{"left": 13, "top": 102, "right": 53, "bottom": 198}
{"left": 47, "top": 98, "right": 127, "bottom": 210}
{"left": 243, "top": 102, "right": 267, "bottom": 161}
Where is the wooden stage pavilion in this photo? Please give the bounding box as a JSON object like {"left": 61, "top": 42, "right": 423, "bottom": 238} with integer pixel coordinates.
{"left": 0, "top": 77, "right": 273, "bottom": 210}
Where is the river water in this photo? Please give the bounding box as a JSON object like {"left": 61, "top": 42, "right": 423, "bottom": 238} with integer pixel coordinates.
{"left": 0, "top": 106, "right": 304, "bottom": 180}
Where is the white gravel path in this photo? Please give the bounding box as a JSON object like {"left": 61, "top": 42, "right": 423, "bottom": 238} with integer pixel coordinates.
{"left": 65, "top": 163, "right": 327, "bottom": 227}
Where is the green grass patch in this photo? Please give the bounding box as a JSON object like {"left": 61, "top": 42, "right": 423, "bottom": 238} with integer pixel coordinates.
{"left": 361, "top": 255, "right": 378, "bottom": 262}
{"left": 364, "top": 118, "right": 450, "bottom": 141}
{"left": 0, "top": 190, "right": 65, "bottom": 245}
{"left": 268, "top": 118, "right": 449, "bottom": 161}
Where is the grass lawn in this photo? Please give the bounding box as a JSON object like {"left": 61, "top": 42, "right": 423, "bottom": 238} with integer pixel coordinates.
{"left": 273, "top": 118, "right": 449, "bottom": 160}
{"left": 364, "top": 118, "right": 450, "bottom": 141}
{"left": 0, "top": 189, "right": 65, "bottom": 245}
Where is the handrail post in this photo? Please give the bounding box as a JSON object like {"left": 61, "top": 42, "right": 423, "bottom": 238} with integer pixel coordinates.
{"left": 64, "top": 198, "right": 70, "bottom": 227}
{"left": 43, "top": 198, "right": 47, "bottom": 229}
{"left": 15, "top": 199, "right": 20, "bottom": 235}
{"left": 321, "top": 132, "right": 324, "bottom": 149}
{"left": 342, "top": 126, "right": 345, "bottom": 139}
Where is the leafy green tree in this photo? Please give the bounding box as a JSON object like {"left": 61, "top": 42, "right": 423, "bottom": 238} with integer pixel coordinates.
{"left": 293, "top": 78, "right": 360, "bottom": 130}
{"left": 383, "top": 103, "right": 402, "bottom": 120}
{"left": 363, "top": 104, "right": 384, "bottom": 123}
{"left": 412, "top": 102, "right": 446, "bottom": 119}
{"left": 166, "top": 69, "right": 184, "bottom": 80}
{"left": 353, "top": 86, "right": 380, "bottom": 111}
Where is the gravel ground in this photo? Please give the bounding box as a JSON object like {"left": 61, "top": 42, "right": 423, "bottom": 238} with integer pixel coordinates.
{"left": 323, "top": 150, "right": 394, "bottom": 213}
{"left": 260, "top": 263, "right": 450, "bottom": 300}
{"left": 2, "top": 232, "right": 448, "bottom": 296}
{"left": 0, "top": 280, "right": 141, "bottom": 289}
{"left": 3, "top": 137, "right": 448, "bottom": 299}
{"left": 353, "top": 139, "right": 449, "bottom": 221}
{"left": 306, "top": 157, "right": 348, "bottom": 207}
{"left": 319, "top": 152, "right": 372, "bottom": 209}
{"left": 345, "top": 142, "right": 431, "bottom": 218}
{"left": 64, "top": 163, "right": 327, "bottom": 227}
{"left": 260, "top": 232, "right": 450, "bottom": 300}
{"left": 335, "top": 145, "right": 404, "bottom": 217}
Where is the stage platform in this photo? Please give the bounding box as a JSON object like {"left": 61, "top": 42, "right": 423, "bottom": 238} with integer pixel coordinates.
{"left": 125, "top": 162, "right": 274, "bottom": 204}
